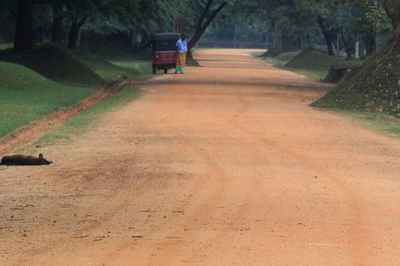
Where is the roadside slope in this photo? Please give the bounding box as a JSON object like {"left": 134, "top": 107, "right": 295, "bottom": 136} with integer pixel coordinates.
{"left": 0, "top": 61, "right": 95, "bottom": 139}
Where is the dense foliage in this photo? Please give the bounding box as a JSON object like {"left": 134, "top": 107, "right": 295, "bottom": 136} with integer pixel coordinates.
{"left": 0, "top": 0, "right": 397, "bottom": 56}
{"left": 201, "top": 0, "right": 393, "bottom": 56}
{"left": 0, "top": 0, "right": 231, "bottom": 52}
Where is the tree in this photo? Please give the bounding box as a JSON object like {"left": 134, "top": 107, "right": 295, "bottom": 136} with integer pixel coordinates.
{"left": 384, "top": 0, "right": 400, "bottom": 30}
{"left": 314, "top": 0, "right": 400, "bottom": 113}
{"left": 50, "top": 0, "right": 66, "bottom": 43}
{"left": 65, "top": 0, "right": 100, "bottom": 49}
{"left": 252, "top": 0, "right": 315, "bottom": 56}
{"left": 359, "top": 1, "right": 390, "bottom": 54}
{"left": 380, "top": 0, "right": 400, "bottom": 52}
{"left": 13, "top": 0, "right": 35, "bottom": 52}
{"left": 13, "top": 0, "right": 52, "bottom": 52}
{"left": 0, "top": 0, "right": 18, "bottom": 44}
{"left": 186, "top": 0, "right": 229, "bottom": 50}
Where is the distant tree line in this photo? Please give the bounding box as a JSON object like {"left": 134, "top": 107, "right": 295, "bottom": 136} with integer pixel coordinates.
{"left": 205, "top": 0, "right": 396, "bottom": 58}
{"left": 0, "top": 0, "right": 229, "bottom": 53}
{"left": 0, "top": 0, "right": 398, "bottom": 57}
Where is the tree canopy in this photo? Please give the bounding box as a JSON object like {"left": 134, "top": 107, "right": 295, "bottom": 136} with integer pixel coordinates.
{"left": 0, "top": 0, "right": 398, "bottom": 58}
{"left": 0, "top": 0, "right": 231, "bottom": 52}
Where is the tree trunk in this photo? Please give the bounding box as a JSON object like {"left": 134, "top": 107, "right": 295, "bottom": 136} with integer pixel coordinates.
{"left": 188, "top": 1, "right": 227, "bottom": 51}
{"left": 68, "top": 22, "right": 79, "bottom": 49}
{"left": 317, "top": 16, "right": 335, "bottom": 56}
{"left": 51, "top": 17, "right": 63, "bottom": 43}
{"left": 364, "top": 28, "right": 377, "bottom": 55}
{"left": 382, "top": 25, "right": 400, "bottom": 53}
{"left": 233, "top": 23, "right": 238, "bottom": 48}
{"left": 51, "top": 6, "right": 63, "bottom": 44}
{"left": 259, "top": 30, "right": 282, "bottom": 57}
{"left": 336, "top": 34, "right": 340, "bottom": 52}
{"left": 384, "top": 0, "right": 400, "bottom": 30}
{"left": 264, "top": 33, "right": 269, "bottom": 49}
{"left": 174, "top": 17, "right": 183, "bottom": 33}
{"left": 68, "top": 17, "right": 87, "bottom": 49}
{"left": 13, "top": 0, "right": 34, "bottom": 52}
{"left": 270, "top": 31, "right": 282, "bottom": 56}
{"left": 139, "top": 33, "right": 151, "bottom": 49}
{"left": 302, "top": 33, "right": 308, "bottom": 48}
{"left": 337, "top": 27, "right": 352, "bottom": 58}
{"left": 33, "top": 26, "right": 45, "bottom": 43}
{"left": 355, "top": 40, "right": 360, "bottom": 59}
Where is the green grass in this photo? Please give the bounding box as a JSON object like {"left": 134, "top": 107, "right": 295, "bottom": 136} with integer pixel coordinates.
{"left": 0, "top": 43, "right": 12, "bottom": 50}
{"left": 0, "top": 61, "right": 95, "bottom": 139}
{"left": 259, "top": 50, "right": 400, "bottom": 138}
{"left": 286, "top": 58, "right": 357, "bottom": 81}
{"left": 314, "top": 108, "right": 400, "bottom": 138}
{"left": 69, "top": 49, "right": 122, "bottom": 81}
{"left": 313, "top": 47, "right": 400, "bottom": 114}
{"left": 72, "top": 49, "right": 152, "bottom": 82}
{"left": 0, "top": 44, "right": 153, "bottom": 87}
{"left": 19, "top": 86, "right": 141, "bottom": 152}
{"left": 354, "top": 113, "right": 400, "bottom": 138}
{"left": 0, "top": 44, "right": 104, "bottom": 87}
{"left": 266, "top": 51, "right": 330, "bottom": 80}
{"left": 263, "top": 51, "right": 301, "bottom": 68}
{"left": 0, "top": 44, "right": 152, "bottom": 146}
{"left": 262, "top": 50, "right": 360, "bottom": 81}
{"left": 288, "top": 68, "right": 329, "bottom": 81}
{"left": 250, "top": 51, "right": 267, "bottom": 57}
{"left": 109, "top": 59, "right": 152, "bottom": 81}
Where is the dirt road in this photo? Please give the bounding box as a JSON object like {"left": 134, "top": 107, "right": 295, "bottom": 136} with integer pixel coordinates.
{"left": 1, "top": 49, "right": 400, "bottom": 266}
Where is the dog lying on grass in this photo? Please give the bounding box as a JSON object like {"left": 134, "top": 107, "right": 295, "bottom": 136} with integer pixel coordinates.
{"left": 0, "top": 154, "right": 52, "bottom": 166}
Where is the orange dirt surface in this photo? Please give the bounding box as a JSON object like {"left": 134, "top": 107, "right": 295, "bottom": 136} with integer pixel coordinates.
{"left": 1, "top": 49, "right": 400, "bottom": 266}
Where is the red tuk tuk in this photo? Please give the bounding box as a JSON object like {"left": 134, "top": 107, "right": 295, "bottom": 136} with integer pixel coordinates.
{"left": 152, "top": 32, "right": 180, "bottom": 74}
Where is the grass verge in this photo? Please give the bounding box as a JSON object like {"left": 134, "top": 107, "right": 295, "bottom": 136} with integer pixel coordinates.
{"left": 0, "top": 45, "right": 152, "bottom": 138}
{"left": 0, "top": 61, "right": 95, "bottom": 139}
{"left": 0, "top": 44, "right": 153, "bottom": 86}
{"left": 354, "top": 113, "right": 400, "bottom": 138}
{"left": 0, "top": 44, "right": 104, "bottom": 87}
{"left": 109, "top": 59, "right": 152, "bottom": 81}
{"left": 74, "top": 48, "right": 153, "bottom": 82}
{"left": 313, "top": 108, "right": 400, "bottom": 138}
{"left": 18, "top": 86, "right": 141, "bottom": 153}
{"left": 263, "top": 50, "right": 334, "bottom": 80}
{"left": 257, "top": 50, "right": 400, "bottom": 138}
{"left": 0, "top": 43, "right": 12, "bottom": 50}
{"left": 262, "top": 51, "right": 301, "bottom": 68}
{"left": 262, "top": 49, "right": 360, "bottom": 81}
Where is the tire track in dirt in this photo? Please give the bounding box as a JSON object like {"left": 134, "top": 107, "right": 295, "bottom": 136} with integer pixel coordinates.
{"left": 231, "top": 94, "right": 373, "bottom": 266}
{"left": 100, "top": 88, "right": 239, "bottom": 265}
{"left": 141, "top": 98, "right": 245, "bottom": 265}
{"left": 105, "top": 70, "right": 346, "bottom": 264}
{"left": 12, "top": 162, "right": 140, "bottom": 266}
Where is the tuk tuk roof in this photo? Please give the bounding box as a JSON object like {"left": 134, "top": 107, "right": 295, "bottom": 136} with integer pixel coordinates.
{"left": 152, "top": 32, "right": 181, "bottom": 40}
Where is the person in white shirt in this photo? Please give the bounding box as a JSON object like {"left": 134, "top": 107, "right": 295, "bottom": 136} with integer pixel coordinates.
{"left": 175, "top": 34, "right": 188, "bottom": 74}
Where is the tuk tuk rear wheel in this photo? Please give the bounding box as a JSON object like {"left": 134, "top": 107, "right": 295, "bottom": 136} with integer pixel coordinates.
{"left": 152, "top": 64, "right": 157, "bottom": 74}
{"left": 164, "top": 69, "right": 168, "bottom": 74}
